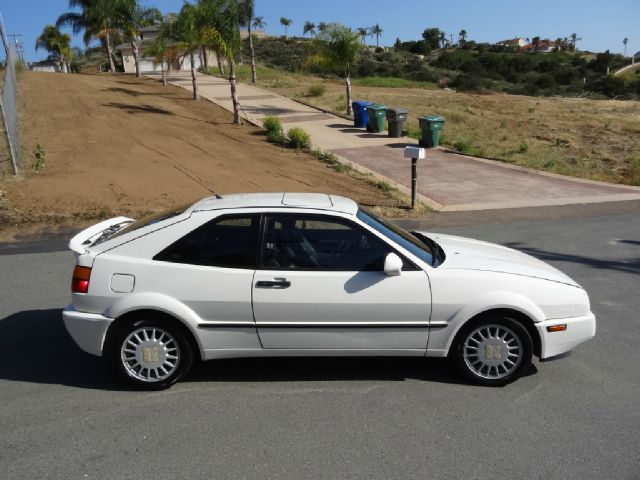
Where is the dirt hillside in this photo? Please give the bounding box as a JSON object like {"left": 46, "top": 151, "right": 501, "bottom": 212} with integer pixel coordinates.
{"left": 0, "top": 72, "right": 398, "bottom": 239}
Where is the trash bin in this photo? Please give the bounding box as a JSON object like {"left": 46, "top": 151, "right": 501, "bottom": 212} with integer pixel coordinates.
{"left": 386, "top": 108, "right": 409, "bottom": 138}
{"left": 352, "top": 101, "right": 372, "bottom": 128}
{"left": 365, "top": 104, "right": 387, "bottom": 133}
{"left": 418, "top": 115, "right": 445, "bottom": 148}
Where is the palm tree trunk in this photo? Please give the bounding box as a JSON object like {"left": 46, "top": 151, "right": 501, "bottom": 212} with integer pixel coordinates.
{"left": 248, "top": 24, "right": 257, "bottom": 84}
{"left": 345, "top": 75, "right": 353, "bottom": 116}
{"left": 106, "top": 33, "right": 116, "bottom": 73}
{"left": 202, "top": 48, "right": 209, "bottom": 71}
{"left": 217, "top": 54, "right": 225, "bottom": 77}
{"left": 190, "top": 53, "right": 199, "bottom": 100}
{"left": 229, "top": 61, "right": 241, "bottom": 125}
{"left": 131, "top": 39, "right": 141, "bottom": 78}
{"left": 161, "top": 58, "right": 167, "bottom": 86}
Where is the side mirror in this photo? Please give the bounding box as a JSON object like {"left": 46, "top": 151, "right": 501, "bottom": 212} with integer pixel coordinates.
{"left": 383, "top": 253, "right": 403, "bottom": 276}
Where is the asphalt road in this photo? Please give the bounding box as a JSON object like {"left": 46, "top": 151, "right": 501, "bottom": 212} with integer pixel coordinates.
{"left": 1, "top": 205, "right": 639, "bottom": 479}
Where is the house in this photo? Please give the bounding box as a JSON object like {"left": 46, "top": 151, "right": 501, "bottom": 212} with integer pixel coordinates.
{"left": 521, "top": 40, "right": 557, "bottom": 53}
{"left": 117, "top": 26, "right": 268, "bottom": 74}
{"left": 496, "top": 37, "right": 526, "bottom": 48}
{"left": 29, "top": 58, "right": 66, "bottom": 73}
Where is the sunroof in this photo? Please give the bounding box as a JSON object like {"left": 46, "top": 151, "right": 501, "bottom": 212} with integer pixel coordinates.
{"left": 281, "top": 193, "right": 334, "bottom": 208}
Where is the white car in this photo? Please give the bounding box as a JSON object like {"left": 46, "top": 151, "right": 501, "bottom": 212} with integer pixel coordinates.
{"left": 63, "top": 193, "right": 596, "bottom": 389}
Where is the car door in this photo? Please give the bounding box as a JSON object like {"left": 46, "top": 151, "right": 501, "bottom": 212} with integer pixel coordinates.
{"left": 252, "top": 213, "right": 432, "bottom": 350}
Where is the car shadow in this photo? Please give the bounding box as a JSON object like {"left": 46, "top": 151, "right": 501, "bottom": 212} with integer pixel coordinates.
{"left": 0, "top": 309, "right": 536, "bottom": 390}
{"left": 504, "top": 242, "right": 640, "bottom": 274}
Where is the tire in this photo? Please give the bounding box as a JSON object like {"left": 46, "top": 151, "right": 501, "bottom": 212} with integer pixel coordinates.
{"left": 109, "top": 317, "right": 194, "bottom": 390}
{"left": 451, "top": 316, "right": 533, "bottom": 387}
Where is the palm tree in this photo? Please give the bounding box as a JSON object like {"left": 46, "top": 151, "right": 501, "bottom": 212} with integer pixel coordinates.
{"left": 439, "top": 31, "right": 447, "bottom": 49}
{"left": 623, "top": 37, "right": 629, "bottom": 56}
{"left": 144, "top": 15, "right": 175, "bottom": 86}
{"left": 303, "top": 21, "right": 316, "bottom": 37}
{"left": 459, "top": 29, "right": 467, "bottom": 45}
{"left": 356, "top": 27, "right": 369, "bottom": 46}
{"left": 569, "top": 33, "right": 581, "bottom": 51}
{"left": 307, "top": 23, "right": 361, "bottom": 116}
{"left": 116, "top": 0, "right": 162, "bottom": 78}
{"left": 57, "top": 0, "right": 121, "bottom": 72}
{"left": 35, "top": 25, "right": 72, "bottom": 72}
{"left": 238, "top": 0, "right": 258, "bottom": 84}
{"left": 171, "top": 2, "right": 228, "bottom": 101}
{"left": 532, "top": 36, "right": 541, "bottom": 52}
{"left": 280, "top": 17, "right": 292, "bottom": 38}
{"left": 198, "top": 0, "right": 243, "bottom": 124}
{"left": 370, "top": 23, "right": 383, "bottom": 48}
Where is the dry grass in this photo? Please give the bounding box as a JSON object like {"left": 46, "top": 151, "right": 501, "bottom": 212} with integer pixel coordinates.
{"left": 253, "top": 69, "right": 640, "bottom": 186}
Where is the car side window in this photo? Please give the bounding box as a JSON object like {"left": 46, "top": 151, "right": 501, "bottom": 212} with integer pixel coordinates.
{"left": 260, "top": 214, "right": 403, "bottom": 271}
{"left": 154, "top": 215, "right": 259, "bottom": 269}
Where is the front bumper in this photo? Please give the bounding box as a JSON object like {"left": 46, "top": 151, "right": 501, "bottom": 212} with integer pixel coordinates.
{"left": 62, "top": 305, "right": 113, "bottom": 357}
{"left": 536, "top": 313, "right": 596, "bottom": 359}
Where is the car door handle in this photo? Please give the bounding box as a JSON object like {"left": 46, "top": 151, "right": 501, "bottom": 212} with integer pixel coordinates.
{"left": 255, "top": 278, "right": 291, "bottom": 289}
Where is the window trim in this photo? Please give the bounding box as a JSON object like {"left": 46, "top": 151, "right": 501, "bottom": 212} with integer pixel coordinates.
{"left": 257, "top": 213, "right": 419, "bottom": 272}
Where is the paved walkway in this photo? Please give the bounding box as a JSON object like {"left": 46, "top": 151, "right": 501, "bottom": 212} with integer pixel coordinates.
{"left": 147, "top": 71, "right": 640, "bottom": 211}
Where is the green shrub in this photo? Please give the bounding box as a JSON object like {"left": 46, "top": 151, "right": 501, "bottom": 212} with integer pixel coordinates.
{"left": 287, "top": 127, "right": 311, "bottom": 150}
{"left": 519, "top": 143, "right": 529, "bottom": 153}
{"left": 307, "top": 84, "right": 326, "bottom": 97}
{"left": 266, "top": 129, "right": 286, "bottom": 145}
{"left": 262, "top": 115, "right": 282, "bottom": 134}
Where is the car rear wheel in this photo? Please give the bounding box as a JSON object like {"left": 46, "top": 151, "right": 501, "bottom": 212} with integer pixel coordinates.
{"left": 452, "top": 316, "right": 533, "bottom": 387}
{"left": 110, "top": 317, "right": 193, "bottom": 390}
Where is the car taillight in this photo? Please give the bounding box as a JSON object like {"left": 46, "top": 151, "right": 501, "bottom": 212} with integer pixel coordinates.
{"left": 71, "top": 266, "right": 92, "bottom": 293}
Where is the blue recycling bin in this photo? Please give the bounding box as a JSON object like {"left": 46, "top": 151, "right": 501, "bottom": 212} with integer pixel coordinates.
{"left": 352, "top": 101, "right": 372, "bottom": 128}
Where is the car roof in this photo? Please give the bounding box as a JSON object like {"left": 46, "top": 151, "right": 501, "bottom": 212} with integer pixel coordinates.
{"left": 192, "top": 193, "right": 359, "bottom": 215}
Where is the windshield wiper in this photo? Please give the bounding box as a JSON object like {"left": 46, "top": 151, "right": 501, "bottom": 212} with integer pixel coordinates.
{"left": 412, "top": 231, "right": 444, "bottom": 267}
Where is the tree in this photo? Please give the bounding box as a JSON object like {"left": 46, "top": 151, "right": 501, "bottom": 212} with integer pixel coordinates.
{"left": 439, "top": 31, "right": 447, "bottom": 49}
{"left": 238, "top": 0, "right": 258, "bottom": 84}
{"left": 370, "top": 23, "right": 383, "bottom": 48}
{"left": 623, "top": 37, "right": 629, "bottom": 56}
{"left": 280, "top": 17, "right": 292, "bottom": 38}
{"left": 171, "top": 2, "right": 228, "bottom": 101}
{"left": 356, "top": 27, "right": 369, "bottom": 46}
{"left": 532, "top": 36, "right": 541, "bottom": 52}
{"left": 115, "top": 0, "right": 162, "bottom": 78}
{"left": 317, "top": 22, "right": 327, "bottom": 34}
{"left": 198, "top": 0, "right": 243, "bottom": 124}
{"left": 57, "top": 0, "right": 121, "bottom": 72}
{"left": 307, "top": 23, "right": 361, "bottom": 116}
{"left": 422, "top": 28, "right": 441, "bottom": 50}
{"left": 35, "top": 25, "right": 72, "bottom": 72}
{"left": 570, "top": 33, "right": 581, "bottom": 51}
{"left": 144, "top": 15, "right": 175, "bottom": 86}
{"left": 459, "top": 29, "right": 467, "bottom": 45}
{"left": 303, "top": 21, "right": 316, "bottom": 37}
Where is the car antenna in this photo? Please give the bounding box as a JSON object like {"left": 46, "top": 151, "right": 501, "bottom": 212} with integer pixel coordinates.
{"left": 173, "top": 164, "right": 222, "bottom": 199}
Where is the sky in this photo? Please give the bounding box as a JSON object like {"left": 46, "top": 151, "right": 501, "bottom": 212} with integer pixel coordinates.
{"left": 1, "top": 0, "right": 638, "bottom": 62}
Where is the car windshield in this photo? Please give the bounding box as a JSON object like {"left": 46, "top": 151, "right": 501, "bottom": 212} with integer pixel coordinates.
{"left": 357, "top": 207, "right": 442, "bottom": 267}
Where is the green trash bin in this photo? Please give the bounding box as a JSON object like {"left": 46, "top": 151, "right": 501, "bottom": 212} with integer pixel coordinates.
{"left": 365, "top": 104, "right": 387, "bottom": 133}
{"left": 418, "top": 115, "right": 445, "bottom": 148}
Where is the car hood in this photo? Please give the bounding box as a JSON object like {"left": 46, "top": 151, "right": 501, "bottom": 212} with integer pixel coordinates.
{"left": 419, "top": 232, "right": 580, "bottom": 287}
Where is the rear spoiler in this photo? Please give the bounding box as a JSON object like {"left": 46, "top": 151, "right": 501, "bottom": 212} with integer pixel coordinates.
{"left": 69, "top": 216, "right": 134, "bottom": 255}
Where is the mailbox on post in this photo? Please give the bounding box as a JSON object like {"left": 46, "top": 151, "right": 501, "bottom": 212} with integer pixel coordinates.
{"left": 404, "top": 146, "right": 425, "bottom": 209}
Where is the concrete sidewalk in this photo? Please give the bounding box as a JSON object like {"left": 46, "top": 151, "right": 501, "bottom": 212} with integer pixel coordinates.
{"left": 147, "top": 71, "right": 640, "bottom": 211}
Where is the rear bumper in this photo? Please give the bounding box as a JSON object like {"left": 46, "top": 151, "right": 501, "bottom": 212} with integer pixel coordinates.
{"left": 536, "top": 313, "right": 596, "bottom": 359}
{"left": 62, "top": 305, "right": 113, "bottom": 357}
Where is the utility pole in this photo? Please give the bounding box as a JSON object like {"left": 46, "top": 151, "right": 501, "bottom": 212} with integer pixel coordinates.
{"left": 8, "top": 34, "right": 23, "bottom": 62}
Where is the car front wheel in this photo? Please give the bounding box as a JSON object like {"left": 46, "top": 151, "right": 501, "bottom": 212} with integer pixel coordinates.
{"left": 452, "top": 317, "right": 533, "bottom": 387}
{"left": 110, "top": 317, "right": 194, "bottom": 390}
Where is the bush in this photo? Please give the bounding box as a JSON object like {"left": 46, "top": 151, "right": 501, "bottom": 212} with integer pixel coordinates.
{"left": 266, "top": 129, "right": 286, "bottom": 146}
{"left": 287, "top": 127, "right": 311, "bottom": 149}
{"left": 307, "top": 84, "right": 326, "bottom": 97}
{"left": 262, "top": 116, "right": 282, "bottom": 134}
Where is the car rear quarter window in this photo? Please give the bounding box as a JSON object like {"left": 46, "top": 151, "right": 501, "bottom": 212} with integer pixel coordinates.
{"left": 154, "top": 215, "right": 260, "bottom": 269}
